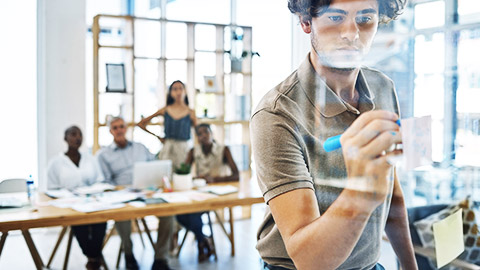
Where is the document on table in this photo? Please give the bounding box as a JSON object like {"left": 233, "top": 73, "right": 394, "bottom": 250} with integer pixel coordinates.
{"left": 72, "top": 202, "right": 126, "bottom": 213}
{"left": 95, "top": 190, "right": 142, "bottom": 204}
{"left": 152, "top": 191, "right": 217, "bottom": 203}
{"left": 433, "top": 209, "right": 464, "bottom": 268}
{"left": 45, "top": 189, "right": 75, "bottom": 199}
{"left": 74, "top": 183, "right": 116, "bottom": 195}
{"left": 198, "top": 185, "right": 238, "bottom": 195}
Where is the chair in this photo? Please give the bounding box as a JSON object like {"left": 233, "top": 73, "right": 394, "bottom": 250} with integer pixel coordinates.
{"left": 407, "top": 204, "right": 480, "bottom": 270}
{"left": 175, "top": 211, "right": 217, "bottom": 260}
{"left": 0, "top": 178, "right": 27, "bottom": 193}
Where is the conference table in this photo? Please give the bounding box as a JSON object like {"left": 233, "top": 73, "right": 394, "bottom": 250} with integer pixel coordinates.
{"left": 0, "top": 181, "right": 264, "bottom": 270}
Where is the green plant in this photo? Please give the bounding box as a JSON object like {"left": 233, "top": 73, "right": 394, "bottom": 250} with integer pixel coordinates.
{"left": 175, "top": 163, "right": 191, "bottom": 175}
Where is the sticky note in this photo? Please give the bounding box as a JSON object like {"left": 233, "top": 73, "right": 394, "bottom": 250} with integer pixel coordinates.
{"left": 433, "top": 209, "right": 464, "bottom": 269}
{"left": 401, "top": 116, "right": 433, "bottom": 171}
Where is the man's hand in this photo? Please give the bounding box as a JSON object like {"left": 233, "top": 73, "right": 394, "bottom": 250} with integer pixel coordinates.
{"left": 340, "top": 110, "right": 402, "bottom": 211}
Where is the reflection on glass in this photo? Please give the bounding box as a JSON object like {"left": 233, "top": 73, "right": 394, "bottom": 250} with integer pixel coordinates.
{"left": 414, "top": 1, "right": 445, "bottom": 29}
{"left": 166, "top": 23, "right": 187, "bottom": 59}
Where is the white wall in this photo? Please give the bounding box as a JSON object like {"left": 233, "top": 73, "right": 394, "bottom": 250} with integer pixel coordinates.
{"left": 37, "top": 0, "right": 86, "bottom": 191}
{"left": 0, "top": 1, "right": 37, "bottom": 182}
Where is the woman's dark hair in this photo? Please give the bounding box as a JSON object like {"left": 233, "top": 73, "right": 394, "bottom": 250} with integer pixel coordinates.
{"left": 166, "top": 80, "right": 189, "bottom": 105}
{"left": 288, "top": 0, "right": 407, "bottom": 24}
{"left": 64, "top": 125, "right": 82, "bottom": 141}
{"left": 195, "top": 123, "right": 212, "bottom": 134}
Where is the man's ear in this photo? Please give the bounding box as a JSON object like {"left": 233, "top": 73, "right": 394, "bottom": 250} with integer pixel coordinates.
{"left": 300, "top": 16, "right": 312, "bottom": 34}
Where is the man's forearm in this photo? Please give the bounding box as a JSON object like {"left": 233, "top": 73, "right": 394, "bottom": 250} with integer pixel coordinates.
{"left": 385, "top": 195, "right": 418, "bottom": 270}
{"left": 285, "top": 189, "right": 373, "bottom": 269}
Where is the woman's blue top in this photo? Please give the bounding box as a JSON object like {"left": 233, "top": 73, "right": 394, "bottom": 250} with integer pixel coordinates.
{"left": 164, "top": 111, "right": 191, "bottom": 140}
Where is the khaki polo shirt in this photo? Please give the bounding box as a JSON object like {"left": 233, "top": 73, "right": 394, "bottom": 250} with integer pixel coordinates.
{"left": 250, "top": 54, "right": 400, "bottom": 270}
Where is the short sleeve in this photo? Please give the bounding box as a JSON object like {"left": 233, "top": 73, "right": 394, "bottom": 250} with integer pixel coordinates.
{"left": 250, "top": 110, "right": 313, "bottom": 203}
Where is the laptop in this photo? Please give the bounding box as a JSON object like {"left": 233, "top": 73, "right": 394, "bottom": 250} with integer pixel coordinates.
{"left": 132, "top": 160, "right": 172, "bottom": 189}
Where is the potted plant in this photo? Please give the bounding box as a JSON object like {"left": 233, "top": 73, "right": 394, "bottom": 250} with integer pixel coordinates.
{"left": 172, "top": 163, "right": 193, "bottom": 191}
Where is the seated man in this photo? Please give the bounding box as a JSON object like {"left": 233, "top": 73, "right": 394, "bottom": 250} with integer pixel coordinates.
{"left": 177, "top": 123, "right": 240, "bottom": 262}
{"left": 47, "top": 126, "right": 106, "bottom": 270}
{"left": 97, "top": 116, "right": 173, "bottom": 270}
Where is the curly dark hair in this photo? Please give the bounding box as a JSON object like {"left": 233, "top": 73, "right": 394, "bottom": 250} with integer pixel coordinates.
{"left": 288, "top": 0, "right": 407, "bottom": 24}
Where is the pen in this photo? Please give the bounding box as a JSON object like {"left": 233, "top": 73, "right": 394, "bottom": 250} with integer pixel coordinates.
{"left": 323, "top": 119, "right": 401, "bottom": 152}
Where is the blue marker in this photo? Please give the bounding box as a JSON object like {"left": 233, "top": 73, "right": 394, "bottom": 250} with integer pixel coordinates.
{"left": 323, "top": 119, "right": 401, "bottom": 152}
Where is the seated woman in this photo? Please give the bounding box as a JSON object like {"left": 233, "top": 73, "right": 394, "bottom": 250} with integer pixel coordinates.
{"left": 47, "top": 126, "right": 106, "bottom": 270}
{"left": 177, "top": 123, "right": 239, "bottom": 262}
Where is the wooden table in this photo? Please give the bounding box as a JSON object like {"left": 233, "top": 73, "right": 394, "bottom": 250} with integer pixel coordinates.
{"left": 0, "top": 182, "right": 264, "bottom": 270}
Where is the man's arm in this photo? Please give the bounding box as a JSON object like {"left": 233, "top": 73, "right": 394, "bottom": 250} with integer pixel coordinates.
{"left": 269, "top": 187, "right": 373, "bottom": 269}
{"left": 269, "top": 111, "right": 403, "bottom": 269}
{"left": 385, "top": 174, "right": 418, "bottom": 270}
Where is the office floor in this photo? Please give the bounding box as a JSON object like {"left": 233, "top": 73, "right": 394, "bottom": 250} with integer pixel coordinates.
{"left": 0, "top": 204, "right": 397, "bottom": 270}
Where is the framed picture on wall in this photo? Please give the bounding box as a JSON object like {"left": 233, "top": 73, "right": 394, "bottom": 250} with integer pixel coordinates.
{"left": 106, "top": 63, "right": 126, "bottom": 93}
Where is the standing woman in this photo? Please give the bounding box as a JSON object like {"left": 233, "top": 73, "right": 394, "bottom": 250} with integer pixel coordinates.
{"left": 47, "top": 126, "right": 106, "bottom": 270}
{"left": 137, "top": 80, "right": 197, "bottom": 169}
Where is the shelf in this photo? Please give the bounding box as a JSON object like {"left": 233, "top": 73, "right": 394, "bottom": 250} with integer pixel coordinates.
{"left": 98, "top": 91, "right": 133, "bottom": 95}
{"left": 99, "top": 45, "right": 133, "bottom": 49}
{"left": 97, "top": 122, "right": 164, "bottom": 127}
{"left": 134, "top": 56, "right": 194, "bottom": 61}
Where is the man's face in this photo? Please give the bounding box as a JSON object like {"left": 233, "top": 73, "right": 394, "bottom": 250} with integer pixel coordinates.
{"left": 110, "top": 119, "right": 127, "bottom": 142}
{"left": 309, "top": 0, "right": 379, "bottom": 70}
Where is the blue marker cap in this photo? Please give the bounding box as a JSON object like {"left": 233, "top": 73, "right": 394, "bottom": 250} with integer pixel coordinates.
{"left": 323, "top": 134, "right": 342, "bottom": 152}
{"left": 322, "top": 119, "right": 401, "bottom": 152}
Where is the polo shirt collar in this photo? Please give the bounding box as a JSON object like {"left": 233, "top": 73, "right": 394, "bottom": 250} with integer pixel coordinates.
{"left": 110, "top": 140, "right": 132, "bottom": 151}
{"left": 297, "top": 53, "right": 375, "bottom": 118}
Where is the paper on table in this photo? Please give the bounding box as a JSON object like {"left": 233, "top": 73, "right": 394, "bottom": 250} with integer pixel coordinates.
{"left": 152, "top": 190, "right": 217, "bottom": 203}
{"left": 198, "top": 185, "right": 238, "bottom": 195}
{"left": 45, "top": 189, "right": 75, "bottom": 198}
{"left": 401, "top": 116, "right": 433, "bottom": 171}
{"left": 96, "top": 191, "right": 141, "bottom": 204}
{"left": 72, "top": 202, "right": 125, "bottom": 213}
{"left": 74, "top": 183, "right": 116, "bottom": 195}
{"left": 433, "top": 209, "right": 464, "bottom": 269}
{"left": 48, "top": 197, "right": 92, "bottom": 208}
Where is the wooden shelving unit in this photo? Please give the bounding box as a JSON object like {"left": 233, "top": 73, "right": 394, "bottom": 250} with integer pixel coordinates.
{"left": 92, "top": 14, "right": 253, "bottom": 173}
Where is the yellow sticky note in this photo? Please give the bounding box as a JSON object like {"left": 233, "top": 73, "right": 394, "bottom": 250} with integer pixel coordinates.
{"left": 433, "top": 209, "right": 464, "bottom": 269}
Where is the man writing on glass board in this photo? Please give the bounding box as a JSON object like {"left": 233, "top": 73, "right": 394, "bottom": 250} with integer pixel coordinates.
{"left": 251, "top": 0, "right": 418, "bottom": 269}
